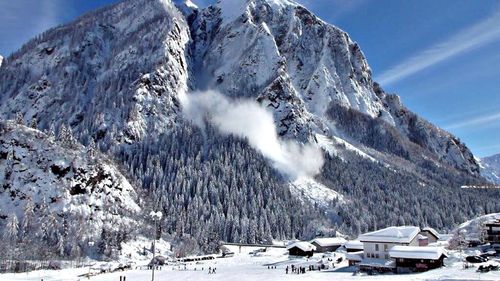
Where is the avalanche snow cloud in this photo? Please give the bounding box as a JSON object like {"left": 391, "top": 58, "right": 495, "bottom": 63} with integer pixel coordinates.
{"left": 181, "top": 90, "right": 324, "bottom": 179}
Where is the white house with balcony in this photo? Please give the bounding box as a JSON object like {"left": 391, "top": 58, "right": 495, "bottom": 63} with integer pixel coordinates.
{"left": 359, "top": 226, "right": 421, "bottom": 260}
{"left": 357, "top": 226, "right": 421, "bottom": 271}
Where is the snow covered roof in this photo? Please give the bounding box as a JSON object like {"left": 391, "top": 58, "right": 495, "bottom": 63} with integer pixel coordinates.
{"left": 345, "top": 251, "right": 364, "bottom": 262}
{"left": 421, "top": 227, "right": 440, "bottom": 239}
{"left": 389, "top": 246, "right": 447, "bottom": 260}
{"left": 311, "top": 237, "right": 347, "bottom": 247}
{"left": 286, "top": 241, "right": 316, "bottom": 252}
{"left": 344, "top": 240, "right": 364, "bottom": 250}
{"left": 359, "top": 226, "right": 420, "bottom": 244}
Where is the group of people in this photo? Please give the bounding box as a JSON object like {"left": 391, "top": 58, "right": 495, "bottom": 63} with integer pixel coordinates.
{"left": 267, "top": 265, "right": 277, "bottom": 269}
{"left": 286, "top": 265, "right": 307, "bottom": 274}
{"left": 208, "top": 266, "right": 217, "bottom": 274}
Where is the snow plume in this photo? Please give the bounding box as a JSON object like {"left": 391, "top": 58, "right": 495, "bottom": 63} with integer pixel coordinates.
{"left": 181, "top": 90, "right": 324, "bottom": 179}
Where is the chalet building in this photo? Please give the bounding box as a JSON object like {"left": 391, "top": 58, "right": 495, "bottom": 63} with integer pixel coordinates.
{"left": 389, "top": 246, "right": 447, "bottom": 273}
{"left": 419, "top": 227, "right": 440, "bottom": 244}
{"left": 485, "top": 218, "right": 500, "bottom": 245}
{"left": 357, "top": 226, "right": 421, "bottom": 272}
{"left": 344, "top": 240, "right": 364, "bottom": 266}
{"left": 344, "top": 240, "right": 363, "bottom": 253}
{"left": 286, "top": 242, "right": 316, "bottom": 257}
{"left": 310, "top": 237, "right": 346, "bottom": 253}
{"left": 359, "top": 226, "right": 421, "bottom": 260}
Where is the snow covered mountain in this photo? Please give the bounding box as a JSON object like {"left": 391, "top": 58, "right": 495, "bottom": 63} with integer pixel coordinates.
{"left": 0, "top": 0, "right": 497, "bottom": 257}
{"left": 0, "top": 0, "right": 190, "bottom": 144}
{"left": 480, "top": 154, "right": 500, "bottom": 184}
{"left": 188, "top": 0, "right": 479, "bottom": 176}
{"left": 0, "top": 55, "right": 3, "bottom": 67}
{"left": 0, "top": 0, "right": 479, "bottom": 177}
{"left": 0, "top": 120, "right": 140, "bottom": 257}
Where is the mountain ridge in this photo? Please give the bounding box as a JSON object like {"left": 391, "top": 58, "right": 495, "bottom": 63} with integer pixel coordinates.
{"left": 480, "top": 153, "right": 500, "bottom": 184}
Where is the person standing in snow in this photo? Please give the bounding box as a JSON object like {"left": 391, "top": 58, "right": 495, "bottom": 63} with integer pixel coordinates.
{"left": 286, "top": 266, "right": 289, "bottom": 274}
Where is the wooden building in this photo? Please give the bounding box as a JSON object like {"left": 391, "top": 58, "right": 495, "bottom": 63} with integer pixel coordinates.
{"left": 310, "top": 237, "right": 346, "bottom": 253}
{"left": 419, "top": 227, "right": 440, "bottom": 244}
{"left": 286, "top": 242, "right": 316, "bottom": 257}
{"left": 389, "top": 246, "right": 447, "bottom": 273}
{"left": 485, "top": 218, "right": 500, "bottom": 245}
{"left": 344, "top": 240, "right": 364, "bottom": 253}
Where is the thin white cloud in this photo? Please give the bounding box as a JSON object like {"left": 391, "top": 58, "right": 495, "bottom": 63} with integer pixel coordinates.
{"left": 445, "top": 111, "right": 500, "bottom": 130}
{"left": 376, "top": 8, "right": 500, "bottom": 86}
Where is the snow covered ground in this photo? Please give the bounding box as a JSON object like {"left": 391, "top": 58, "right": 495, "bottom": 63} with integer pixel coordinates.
{"left": 2, "top": 245, "right": 499, "bottom": 281}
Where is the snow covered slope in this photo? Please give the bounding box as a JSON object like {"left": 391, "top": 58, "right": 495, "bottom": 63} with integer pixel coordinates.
{"left": 0, "top": 55, "right": 3, "bottom": 67}
{"left": 0, "top": 120, "right": 140, "bottom": 251}
{"left": 0, "top": 0, "right": 190, "bottom": 143}
{"left": 480, "top": 154, "right": 500, "bottom": 184}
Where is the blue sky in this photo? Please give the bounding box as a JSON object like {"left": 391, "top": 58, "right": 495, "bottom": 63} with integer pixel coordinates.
{"left": 0, "top": 0, "right": 499, "bottom": 157}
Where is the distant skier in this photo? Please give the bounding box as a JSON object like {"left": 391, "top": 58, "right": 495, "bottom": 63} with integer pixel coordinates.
{"left": 208, "top": 267, "right": 212, "bottom": 274}
{"left": 285, "top": 266, "right": 289, "bottom": 274}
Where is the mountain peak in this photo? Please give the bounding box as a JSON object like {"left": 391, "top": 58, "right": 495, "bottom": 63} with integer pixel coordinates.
{"left": 216, "top": 0, "right": 297, "bottom": 24}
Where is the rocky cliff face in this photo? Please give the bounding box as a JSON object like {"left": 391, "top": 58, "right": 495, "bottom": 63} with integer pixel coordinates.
{"left": 187, "top": 0, "right": 479, "bottom": 176}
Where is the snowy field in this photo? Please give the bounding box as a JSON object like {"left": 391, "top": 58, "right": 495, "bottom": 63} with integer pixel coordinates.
{"left": 2, "top": 245, "right": 499, "bottom": 281}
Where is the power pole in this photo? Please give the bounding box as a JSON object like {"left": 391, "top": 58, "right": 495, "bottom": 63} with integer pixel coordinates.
{"left": 150, "top": 211, "right": 163, "bottom": 281}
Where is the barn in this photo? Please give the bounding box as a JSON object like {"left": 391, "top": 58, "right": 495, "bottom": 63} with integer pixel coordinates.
{"left": 286, "top": 242, "right": 316, "bottom": 257}
{"left": 389, "top": 246, "right": 447, "bottom": 273}
{"left": 310, "top": 237, "right": 347, "bottom": 253}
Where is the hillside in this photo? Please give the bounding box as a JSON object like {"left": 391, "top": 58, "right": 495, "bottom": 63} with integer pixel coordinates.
{"left": 0, "top": 120, "right": 140, "bottom": 259}
{"left": 0, "top": 0, "right": 498, "bottom": 258}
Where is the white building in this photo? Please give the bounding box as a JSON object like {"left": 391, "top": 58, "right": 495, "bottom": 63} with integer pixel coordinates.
{"left": 359, "top": 226, "right": 420, "bottom": 260}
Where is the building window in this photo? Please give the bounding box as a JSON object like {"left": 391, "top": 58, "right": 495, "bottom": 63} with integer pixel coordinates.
{"left": 375, "top": 244, "right": 379, "bottom": 251}
{"left": 385, "top": 254, "right": 389, "bottom": 259}
{"left": 375, "top": 254, "right": 379, "bottom": 259}
{"left": 384, "top": 244, "right": 388, "bottom": 251}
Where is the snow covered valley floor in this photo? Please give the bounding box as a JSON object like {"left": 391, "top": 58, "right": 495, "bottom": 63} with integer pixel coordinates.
{"left": 2, "top": 245, "right": 500, "bottom": 281}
